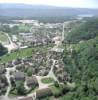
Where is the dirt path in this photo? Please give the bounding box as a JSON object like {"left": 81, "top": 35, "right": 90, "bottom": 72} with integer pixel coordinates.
{"left": 5, "top": 65, "right": 17, "bottom": 97}
{"left": 47, "top": 59, "right": 58, "bottom": 82}
{"left": 5, "top": 68, "right": 11, "bottom": 97}
{"left": 4, "top": 33, "right": 18, "bottom": 53}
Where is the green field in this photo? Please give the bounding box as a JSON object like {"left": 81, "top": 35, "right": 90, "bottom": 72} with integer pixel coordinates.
{"left": 49, "top": 85, "right": 62, "bottom": 95}
{"left": 0, "top": 32, "right": 9, "bottom": 43}
{"left": 41, "top": 77, "right": 54, "bottom": 84}
{"left": 0, "top": 48, "right": 33, "bottom": 64}
{"left": 19, "top": 24, "right": 31, "bottom": 32}
{"left": 0, "top": 47, "right": 49, "bottom": 64}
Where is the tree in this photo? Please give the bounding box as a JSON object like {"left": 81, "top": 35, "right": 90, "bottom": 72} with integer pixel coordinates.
{"left": 16, "top": 81, "right": 26, "bottom": 95}
{"left": 27, "top": 68, "right": 33, "bottom": 76}
{"left": 11, "top": 26, "right": 19, "bottom": 34}
{"left": 93, "top": 79, "right": 98, "bottom": 92}
{"left": 63, "top": 18, "right": 98, "bottom": 99}
{"left": 0, "top": 43, "right": 8, "bottom": 56}
{"left": 54, "top": 81, "right": 59, "bottom": 87}
{"left": 0, "top": 25, "right": 11, "bottom": 33}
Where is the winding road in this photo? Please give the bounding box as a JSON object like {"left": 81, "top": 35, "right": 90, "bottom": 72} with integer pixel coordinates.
{"left": 5, "top": 65, "right": 17, "bottom": 97}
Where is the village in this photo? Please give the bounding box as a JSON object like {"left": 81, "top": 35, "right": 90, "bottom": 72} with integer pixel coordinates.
{"left": 0, "top": 1, "right": 97, "bottom": 99}
{"left": 0, "top": 19, "right": 81, "bottom": 100}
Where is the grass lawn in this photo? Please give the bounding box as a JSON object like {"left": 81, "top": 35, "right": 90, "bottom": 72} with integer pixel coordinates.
{"left": 41, "top": 77, "right": 54, "bottom": 84}
{"left": 0, "top": 32, "right": 9, "bottom": 43}
{"left": 16, "top": 34, "right": 24, "bottom": 42}
{"left": 9, "top": 89, "right": 17, "bottom": 97}
{"left": 50, "top": 85, "right": 62, "bottom": 94}
{"left": 49, "top": 84, "right": 67, "bottom": 97}
{"left": 9, "top": 86, "right": 38, "bottom": 97}
{"left": 9, "top": 80, "right": 38, "bottom": 97}
{"left": 19, "top": 24, "right": 31, "bottom": 32}
{"left": 0, "top": 48, "right": 33, "bottom": 64}
{"left": 0, "top": 47, "right": 49, "bottom": 64}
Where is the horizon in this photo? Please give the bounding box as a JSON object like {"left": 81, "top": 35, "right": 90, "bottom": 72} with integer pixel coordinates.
{"left": 0, "top": 3, "right": 98, "bottom": 9}
{"left": 0, "top": 0, "right": 98, "bottom": 9}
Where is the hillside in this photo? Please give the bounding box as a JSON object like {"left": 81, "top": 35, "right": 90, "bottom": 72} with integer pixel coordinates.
{"left": 62, "top": 18, "right": 98, "bottom": 100}
{"left": 0, "top": 3, "right": 98, "bottom": 17}
{"left": 65, "top": 18, "right": 98, "bottom": 43}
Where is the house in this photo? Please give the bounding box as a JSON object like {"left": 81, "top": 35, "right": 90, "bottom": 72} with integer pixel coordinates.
{"left": 0, "top": 67, "right": 6, "bottom": 74}
{"left": 13, "top": 58, "right": 22, "bottom": 65}
{"left": 26, "top": 76, "right": 38, "bottom": 87}
{"left": 38, "top": 69, "right": 49, "bottom": 76}
{"left": 36, "top": 88, "right": 53, "bottom": 99}
{"left": 0, "top": 75, "right": 8, "bottom": 95}
{"left": 13, "top": 72, "right": 25, "bottom": 81}
{"left": 0, "top": 81, "right": 5, "bottom": 89}
{"left": 6, "top": 61, "right": 13, "bottom": 68}
{"left": 19, "top": 96, "right": 33, "bottom": 100}
{"left": 12, "top": 35, "right": 18, "bottom": 42}
{"left": 52, "top": 48, "right": 64, "bottom": 53}
{"left": 52, "top": 36, "right": 62, "bottom": 42}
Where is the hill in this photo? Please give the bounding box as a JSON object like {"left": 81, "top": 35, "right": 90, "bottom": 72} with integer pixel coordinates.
{"left": 0, "top": 3, "right": 98, "bottom": 17}
{"left": 65, "top": 18, "right": 98, "bottom": 43}
{"left": 62, "top": 18, "right": 98, "bottom": 100}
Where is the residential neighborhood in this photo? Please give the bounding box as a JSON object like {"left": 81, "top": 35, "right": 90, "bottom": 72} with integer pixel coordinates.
{"left": 0, "top": 18, "right": 76, "bottom": 100}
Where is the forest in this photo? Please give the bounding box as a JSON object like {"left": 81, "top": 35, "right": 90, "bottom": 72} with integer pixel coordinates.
{"left": 65, "top": 18, "right": 98, "bottom": 43}
{"left": 62, "top": 18, "right": 98, "bottom": 100}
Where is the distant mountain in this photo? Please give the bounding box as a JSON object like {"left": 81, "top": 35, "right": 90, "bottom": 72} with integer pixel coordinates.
{"left": 0, "top": 3, "right": 98, "bottom": 17}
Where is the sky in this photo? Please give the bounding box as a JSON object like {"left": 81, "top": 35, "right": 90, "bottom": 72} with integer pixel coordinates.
{"left": 0, "top": 0, "right": 98, "bottom": 8}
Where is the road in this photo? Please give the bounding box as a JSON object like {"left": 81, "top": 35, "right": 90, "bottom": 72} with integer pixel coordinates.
{"left": 4, "top": 33, "right": 18, "bottom": 53}
{"left": 5, "top": 63, "right": 17, "bottom": 97}
{"left": 47, "top": 59, "right": 58, "bottom": 82}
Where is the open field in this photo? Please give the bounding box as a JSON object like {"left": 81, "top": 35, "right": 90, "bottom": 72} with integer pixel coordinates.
{"left": 0, "top": 47, "right": 49, "bottom": 64}
{"left": 0, "top": 32, "right": 9, "bottom": 43}
{"left": 49, "top": 84, "right": 63, "bottom": 95}
{"left": 41, "top": 77, "right": 54, "bottom": 84}
{"left": 19, "top": 24, "right": 31, "bottom": 32}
